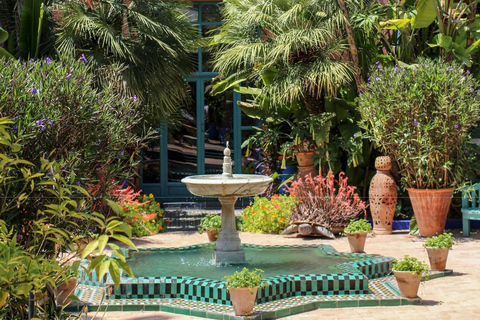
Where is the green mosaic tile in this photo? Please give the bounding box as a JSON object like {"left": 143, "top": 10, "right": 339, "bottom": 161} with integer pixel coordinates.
{"left": 144, "top": 305, "right": 160, "bottom": 311}
{"left": 317, "top": 300, "right": 337, "bottom": 308}
{"left": 337, "top": 300, "right": 359, "bottom": 308}
{"left": 160, "top": 305, "right": 175, "bottom": 313}
{"left": 191, "top": 309, "right": 207, "bottom": 318}
{"left": 302, "top": 302, "right": 316, "bottom": 312}
{"left": 174, "top": 307, "right": 191, "bottom": 315}
{"left": 206, "top": 312, "right": 224, "bottom": 320}
{"left": 122, "top": 305, "right": 144, "bottom": 311}
{"left": 288, "top": 305, "right": 304, "bottom": 316}
{"left": 401, "top": 297, "right": 421, "bottom": 305}
{"left": 275, "top": 308, "right": 290, "bottom": 318}
{"left": 259, "top": 311, "right": 276, "bottom": 319}
{"left": 381, "top": 299, "right": 401, "bottom": 306}
{"left": 359, "top": 299, "right": 380, "bottom": 307}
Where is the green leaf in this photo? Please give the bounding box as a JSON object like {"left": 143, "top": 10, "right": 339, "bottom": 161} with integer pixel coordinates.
{"left": 466, "top": 38, "right": 480, "bottom": 54}
{"left": 411, "top": 0, "right": 437, "bottom": 29}
{"left": 116, "top": 260, "right": 135, "bottom": 279}
{"left": 97, "top": 235, "right": 108, "bottom": 253}
{"left": 380, "top": 19, "right": 411, "bottom": 31}
{"left": 0, "top": 27, "right": 8, "bottom": 44}
{"left": 81, "top": 239, "right": 99, "bottom": 259}
{"left": 106, "top": 200, "right": 122, "bottom": 214}
{"left": 19, "top": 0, "right": 45, "bottom": 58}
{"left": 110, "top": 234, "right": 136, "bottom": 249}
{"left": 96, "top": 260, "right": 110, "bottom": 281}
{"left": 108, "top": 261, "right": 121, "bottom": 287}
{"left": 428, "top": 34, "right": 452, "bottom": 50}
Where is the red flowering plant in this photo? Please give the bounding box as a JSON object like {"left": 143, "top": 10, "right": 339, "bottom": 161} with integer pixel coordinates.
{"left": 239, "top": 194, "right": 298, "bottom": 234}
{"left": 286, "top": 172, "right": 367, "bottom": 230}
{"left": 114, "top": 188, "right": 166, "bottom": 237}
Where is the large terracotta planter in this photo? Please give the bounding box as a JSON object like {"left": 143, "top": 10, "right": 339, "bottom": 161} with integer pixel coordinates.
{"left": 369, "top": 156, "right": 397, "bottom": 234}
{"left": 406, "top": 188, "right": 454, "bottom": 237}
{"left": 393, "top": 270, "right": 423, "bottom": 298}
{"left": 346, "top": 231, "right": 368, "bottom": 253}
{"left": 425, "top": 247, "right": 449, "bottom": 270}
{"left": 295, "top": 151, "right": 317, "bottom": 179}
{"left": 228, "top": 286, "right": 259, "bottom": 316}
{"left": 206, "top": 228, "right": 219, "bottom": 242}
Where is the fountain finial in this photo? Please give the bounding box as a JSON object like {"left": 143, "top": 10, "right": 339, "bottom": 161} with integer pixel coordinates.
{"left": 222, "top": 142, "right": 233, "bottom": 177}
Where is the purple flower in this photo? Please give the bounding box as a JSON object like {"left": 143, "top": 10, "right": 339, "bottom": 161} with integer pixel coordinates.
{"left": 414, "top": 121, "right": 418, "bottom": 125}
{"left": 390, "top": 87, "right": 394, "bottom": 90}
{"left": 133, "top": 95, "right": 137, "bottom": 103}
{"left": 45, "top": 57, "right": 52, "bottom": 65}
{"left": 28, "top": 58, "right": 34, "bottom": 64}
{"left": 16, "top": 234, "right": 21, "bottom": 242}
{"left": 449, "top": 68, "right": 453, "bottom": 71}
{"left": 359, "top": 93, "right": 362, "bottom": 96}
{"left": 375, "top": 61, "right": 380, "bottom": 65}
{"left": 455, "top": 124, "right": 459, "bottom": 129}
{"left": 36, "top": 119, "right": 45, "bottom": 126}
{"left": 462, "top": 75, "right": 466, "bottom": 78}
{"left": 80, "top": 54, "right": 87, "bottom": 63}
{"left": 471, "top": 87, "right": 475, "bottom": 92}
{"left": 375, "top": 77, "right": 380, "bottom": 81}
{"left": 76, "top": 180, "right": 81, "bottom": 186}
{"left": 66, "top": 73, "right": 72, "bottom": 79}
{"left": 367, "top": 76, "right": 371, "bottom": 82}
{"left": 48, "top": 120, "right": 54, "bottom": 126}
{"left": 12, "top": 125, "right": 18, "bottom": 132}
{"left": 120, "top": 151, "right": 125, "bottom": 156}
{"left": 394, "top": 66, "right": 398, "bottom": 72}
{"left": 467, "top": 70, "right": 470, "bottom": 74}
{"left": 31, "top": 87, "right": 37, "bottom": 94}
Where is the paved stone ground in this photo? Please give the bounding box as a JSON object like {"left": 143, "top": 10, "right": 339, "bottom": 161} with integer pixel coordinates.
{"left": 76, "top": 229, "right": 480, "bottom": 319}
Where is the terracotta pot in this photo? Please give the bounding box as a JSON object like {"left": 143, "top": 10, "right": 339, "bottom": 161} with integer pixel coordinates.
{"left": 56, "top": 277, "right": 77, "bottom": 305}
{"left": 295, "top": 151, "right": 317, "bottom": 179}
{"left": 393, "top": 270, "right": 423, "bottom": 298}
{"left": 346, "top": 232, "right": 368, "bottom": 253}
{"left": 406, "top": 188, "right": 454, "bottom": 237}
{"left": 206, "top": 228, "right": 219, "bottom": 242}
{"left": 425, "top": 247, "right": 449, "bottom": 271}
{"left": 369, "top": 156, "right": 397, "bottom": 234}
{"left": 228, "top": 286, "right": 259, "bottom": 316}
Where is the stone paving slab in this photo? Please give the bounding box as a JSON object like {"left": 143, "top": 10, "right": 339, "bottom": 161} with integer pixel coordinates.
{"left": 73, "top": 229, "right": 480, "bottom": 319}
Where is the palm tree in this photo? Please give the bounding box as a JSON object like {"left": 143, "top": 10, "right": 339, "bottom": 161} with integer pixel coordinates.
{"left": 212, "top": 0, "right": 378, "bottom": 115}
{"left": 55, "top": 0, "right": 200, "bottom": 120}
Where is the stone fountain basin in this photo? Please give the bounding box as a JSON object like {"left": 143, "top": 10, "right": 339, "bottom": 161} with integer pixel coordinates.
{"left": 181, "top": 174, "right": 273, "bottom": 197}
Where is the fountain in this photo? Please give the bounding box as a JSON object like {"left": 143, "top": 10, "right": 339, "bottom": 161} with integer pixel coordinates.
{"left": 181, "top": 143, "right": 273, "bottom": 264}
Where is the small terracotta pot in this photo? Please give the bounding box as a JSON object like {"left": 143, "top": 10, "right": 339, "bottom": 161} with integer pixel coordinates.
{"left": 393, "top": 270, "right": 423, "bottom": 298}
{"left": 228, "top": 286, "right": 259, "bottom": 316}
{"left": 346, "top": 232, "right": 368, "bottom": 253}
{"left": 425, "top": 247, "right": 449, "bottom": 270}
{"left": 406, "top": 188, "right": 453, "bottom": 237}
{"left": 206, "top": 229, "right": 219, "bottom": 242}
{"left": 295, "top": 151, "right": 316, "bottom": 167}
{"left": 56, "top": 277, "right": 77, "bottom": 305}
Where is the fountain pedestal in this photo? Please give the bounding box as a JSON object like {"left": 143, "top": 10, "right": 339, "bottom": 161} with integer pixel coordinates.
{"left": 214, "top": 196, "right": 245, "bottom": 264}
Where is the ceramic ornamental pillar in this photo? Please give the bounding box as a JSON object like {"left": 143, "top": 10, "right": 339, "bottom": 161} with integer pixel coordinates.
{"left": 369, "top": 156, "right": 397, "bottom": 234}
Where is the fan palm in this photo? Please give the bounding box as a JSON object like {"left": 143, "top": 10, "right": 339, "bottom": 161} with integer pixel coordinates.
{"left": 212, "top": 0, "right": 378, "bottom": 115}
{"left": 56, "top": 0, "right": 200, "bottom": 120}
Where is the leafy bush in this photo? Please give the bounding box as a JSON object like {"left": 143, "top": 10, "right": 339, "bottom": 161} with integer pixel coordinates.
{"left": 119, "top": 191, "right": 166, "bottom": 237}
{"left": 424, "top": 232, "right": 455, "bottom": 249}
{"left": 224, "top": 268, "right": 265, "bottom": 291}
{"left": 0, "top": 118, "right": 135, "bottom": 319}
{"left": 198, "top": 214, "right": 222, "bottom": 234}
{"left": 286, "top": 172, "right": 367, "bottom": 229}
{"left": 357, "top": 58, "right": 480, "bottom": 189}
{"left": 0, "top": 57, "right": 153, "bottom": 221}
{"left": 392, "top": 255, "right": 429, "bottom": 276}
{"left": 240, "top": 195, "right": 297, "bottom": 234}
{"left": 344, "top": 219, "right": 372, "bottom": 234}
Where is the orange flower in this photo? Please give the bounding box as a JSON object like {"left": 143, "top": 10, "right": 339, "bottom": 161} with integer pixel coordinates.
{"left": 166, "top": 220, "right": 171, "bottom": 225}
{"left": 124, "top": 207, "right": 128, "bottom": 211}
{"left": 157, "top": 202, "right": 160, "bottom": 207}
{"left": 261, "top": 206, "right": 266, "bottom": 210}
{"left": 133, "top": 205, "right": 137, "bottom": 210}
{"left": 243, "top": 213, "right": 247, "bottom": 218}
{"left": 158, "top": 226, "right": 163, "bottom": 230}
{"left": 298, "top": 199, "right": 303, "bottom": 203}
{"left": 159, "top": 213, "right": 163, "bottom": 217}
{"left": 135, "top": 199, "right": 139, "bottom": 203}
{"left": 143, "top": 194, "right": 146, "bottom": 198}
{"left": 280, "top": 218, "right": 285, "bottom": 223}
{"left": 149, "top": 193, "right": 154, "bottom": 198}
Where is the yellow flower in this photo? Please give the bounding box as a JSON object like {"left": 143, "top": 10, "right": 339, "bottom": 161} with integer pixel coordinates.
{"left": 149, "top": 193, "right": 154, "bottom": 198}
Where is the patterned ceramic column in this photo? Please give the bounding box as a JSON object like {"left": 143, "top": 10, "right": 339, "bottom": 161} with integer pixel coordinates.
{"left": 369, "top": 156, "right": 397, "bottom": 234}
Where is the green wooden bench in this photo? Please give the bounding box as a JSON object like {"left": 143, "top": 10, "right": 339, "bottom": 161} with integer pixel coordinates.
{"left": 462, "top": 184, "right": 480, "bottom": 236}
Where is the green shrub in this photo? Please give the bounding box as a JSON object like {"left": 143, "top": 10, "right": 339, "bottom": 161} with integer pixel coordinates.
{"left": 0, "top": 57, "right": 153, "bottom": 221}
{"left": 223, "top": 268, "right": 265, "bottom": 291}
{"left": 344, "top": 219, "right": 372, "bottom": 234}
{"left": 357, "top": 58, "right": 480, "bottom": 189}
{"left": 198, "top": 214, "right": 222, "bottom": 234}
{"left": 424, "top": 232, "right": 455, "bottom": 249}
{"left": 240, "top": 195, "right": 297, "bottom": 234}
{"left": 392, "top": 255, "right": 429, "bottom": 275}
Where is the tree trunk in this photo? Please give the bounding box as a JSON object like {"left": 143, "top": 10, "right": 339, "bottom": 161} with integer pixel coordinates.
{"left": 336, "top": 0, "right": 363, "bottom": 92}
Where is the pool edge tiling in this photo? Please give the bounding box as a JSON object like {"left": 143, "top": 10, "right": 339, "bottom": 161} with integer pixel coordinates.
{"left": 68, "top": 271, "right": 453, "bottom": 319}
{"left": 77, "top": 243, "right": 395, "bottom": 306}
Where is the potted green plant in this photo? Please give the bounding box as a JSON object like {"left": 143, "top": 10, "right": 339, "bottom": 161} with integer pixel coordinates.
{"left": 392, "top": 255, "right": 429, "bottom": 298}
{"left": 358, "top": 58, "right": 480, "bottom": 237}
{"left": 198, "top": 214, "right": 222, "bottom": 242}
{"left": 223, "top": 268, "right": 265, "bottom": 316}
{"left": 343, "top": 219, "right": 372, "bottom": 253}
{"left": 423, "top": 232, "right": 455, "bottom": 271}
